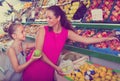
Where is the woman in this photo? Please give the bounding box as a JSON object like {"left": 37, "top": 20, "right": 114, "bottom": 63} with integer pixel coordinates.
{"left": 23, "top": 5, "right": 117, "bottom": 81}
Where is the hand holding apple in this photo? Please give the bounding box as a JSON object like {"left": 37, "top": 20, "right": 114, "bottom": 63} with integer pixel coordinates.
{"left": 30, "top": 49, "right": 42, "bottom": 62}
{"left": 34, "top": 49, "right": 42, "bottom": 57}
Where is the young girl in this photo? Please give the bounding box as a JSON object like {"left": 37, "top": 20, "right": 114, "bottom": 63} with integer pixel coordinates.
{"left": 3, "top": 23, "right": 41, "bottom": 81}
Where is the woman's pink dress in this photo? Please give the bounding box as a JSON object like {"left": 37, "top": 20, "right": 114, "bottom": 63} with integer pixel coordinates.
{"left": 23, "top": 26, "right": 68, "bottom": 81}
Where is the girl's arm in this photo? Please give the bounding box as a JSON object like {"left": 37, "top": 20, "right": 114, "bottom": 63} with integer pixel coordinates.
{"left": 68, "top": 30, "right": 118, "bottom": 44}
{"left": 7, "top": 48, "right": 40, "bottom": 73}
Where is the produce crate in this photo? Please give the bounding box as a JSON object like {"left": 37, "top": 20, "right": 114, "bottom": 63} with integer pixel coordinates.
{"left": 55, "top": 60, "right": 120, "bottom": 81}
{"left": 55, "top": 50, "right": 89, "bottom": 81}
{"left": 59, "top": 50, "right": 89, "bottom": 67}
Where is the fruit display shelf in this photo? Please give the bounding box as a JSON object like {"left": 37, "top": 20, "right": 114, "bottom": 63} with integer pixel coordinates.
{"left": 64, "top": 45, "right": 120, "bottom": 63}
{"left": 72, "top": 22, "right": 120, "bottom": 29}
{"left": 67, "top": 23, "right": 120, "bottom": 64}
{"left": 55, "top": 61, "right": 120, "bottom": 81}
{"left": 24, "top": 22, "right": 120, "bottom": 63}
{"left": 82, "top": 0, "right": 120, "bottom": 23}
{"left": 26, "top": 34, "right": 120, "bottom": 64}
{"left": 23, "top": 21, "right": 120, "bottom": 29}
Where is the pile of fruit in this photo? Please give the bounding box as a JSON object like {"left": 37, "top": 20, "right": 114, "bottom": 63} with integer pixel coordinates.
{"left": 110, "top": 0, "right": 120, "bottom": 22}
{"left": 25, "top": 24, "right": 41, "bottom": 38}
{"left": 66, "top": 28, "right": 120, "bottom": 55}
{"left": 65, "top": 62, "right": 120, "bottom": 81}
{"left": 84, "top": 0, "right": 102, "bottom": 22}
{"left": 83, "top": 0, "right": 119, "bottom": 23}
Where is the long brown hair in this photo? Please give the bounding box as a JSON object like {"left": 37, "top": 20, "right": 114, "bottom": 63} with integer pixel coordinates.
{"left": 47, "top": 5, "right": 74, "bottom": 31}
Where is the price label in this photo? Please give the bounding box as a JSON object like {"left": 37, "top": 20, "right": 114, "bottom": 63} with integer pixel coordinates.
{"left": 91, "top": 9, "right": 103, "bottom": 21}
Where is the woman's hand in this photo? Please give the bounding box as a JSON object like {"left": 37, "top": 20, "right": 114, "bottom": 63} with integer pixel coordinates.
{"left": 107, "top": 37, "right": 119, "bottom": 41}
{"left": 55, "top": 66, "right": 65, "bottom": 76}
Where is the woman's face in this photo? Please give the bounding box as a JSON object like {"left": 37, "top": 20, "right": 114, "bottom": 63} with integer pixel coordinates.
{"left": 46, "top": 10, "right": 60, "bottom": 27}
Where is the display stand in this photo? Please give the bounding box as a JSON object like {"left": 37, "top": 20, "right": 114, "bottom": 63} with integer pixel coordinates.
{"left": 25, "top": 22, "right": 120, "bottom": 63}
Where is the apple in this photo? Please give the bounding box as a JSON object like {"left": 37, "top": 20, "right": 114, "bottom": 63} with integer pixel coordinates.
{"left": 76, "top": 29, "right": 82, "bottom": 35}
{"left": 116, "top": 46, "right": 120, "bottom": 51}
{"left": 116, "top": 1, "right": 120, "bottom": 7}
{"left": 34, "top": 49, "right": 41, "bottom": 57}
{"left": 114, "top": 5, "right": 120, "bottom": 11}
{"left": 118, "top": 15, "right": 120, "bottom": 21}
{"left": 105, "top": 1, "right": 109, "bottom": 5}
{"left": 110, "top": 15, "right": 117, "bottom": 21}
{"left": 101, "top": 32, "right": 107, "bottom": 37}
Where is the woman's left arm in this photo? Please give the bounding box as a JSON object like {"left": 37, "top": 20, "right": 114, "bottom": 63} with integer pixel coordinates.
{"left": 68, "top": 30, "right": 118, "bottom": 44}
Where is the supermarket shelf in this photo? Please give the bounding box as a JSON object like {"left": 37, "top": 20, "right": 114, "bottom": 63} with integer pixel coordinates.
{"left": 24, "top": 22, "right": 120, "bottom": 63}
{"left": 22, "top": 21, "right": 120, "bottom": 29}
{"left": 26, "top": 35, "right": 120, "bottom": 63}
{"left": 64, "top": 45, "right": 120, "bottom": 63}
{"left": 26, "top": 36, "right": 35, "bottom": 41}
{"left": 22, "top": 21, "right": 47, "bottom": 25}
{"left": 72, "top": 22, "right": 120, "bottom": 29}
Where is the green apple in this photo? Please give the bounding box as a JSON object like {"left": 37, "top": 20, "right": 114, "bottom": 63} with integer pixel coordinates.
{"left": 34, "top": 49, "right": 41, "bottom": 57}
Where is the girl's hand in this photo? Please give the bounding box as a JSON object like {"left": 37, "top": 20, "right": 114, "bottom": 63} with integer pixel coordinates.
{"left": 55, "top": 66, "right": 65, "bottom": 76}
{"left": 30, "top": 52, "right": 42, "bottom": 62}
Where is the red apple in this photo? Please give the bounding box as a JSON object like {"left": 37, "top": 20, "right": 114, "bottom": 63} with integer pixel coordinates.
{"left": 102, "top": 32, "right": 108, "bottom": 37}
{"left": 114, "top": 5, "right": 120, "bottom": 11}
{"left": 110, "top": 15, "right": 117, "bottom": 21}
{"left": 116, "top": 46, "right": 120, "bottom": 51}
{"left": 105, "top": 1, "right": 109, "bottom": 6}
{"left": 97, "top": 33, "right": 102, "bottom": 38}
{"left": 116, "top": 1, "right": 120, "bottom": 7}
{"left": 118, "top": 15, "right": 120, "bottom": 21}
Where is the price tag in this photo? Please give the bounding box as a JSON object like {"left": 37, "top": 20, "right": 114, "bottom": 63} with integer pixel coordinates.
{"left": 91, "top": 9, "right": 103, "bottom": 21}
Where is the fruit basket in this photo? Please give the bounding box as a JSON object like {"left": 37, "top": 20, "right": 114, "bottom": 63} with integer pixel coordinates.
{"left": 56, "top": 54, "right": 120, "bottom": 81}
{"left": 65, "top": 62, "right": 120, "bottom": 81}
{"left": 55, "top": 50, "right": 89, "bottom": 81}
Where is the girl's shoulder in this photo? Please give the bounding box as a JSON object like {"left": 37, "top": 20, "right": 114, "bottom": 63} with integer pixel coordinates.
{"left": 6, "top": 46, "right": 16, "bottom": 57}
{"left": 7, "top": 46, "right": 15, "bottom": 53}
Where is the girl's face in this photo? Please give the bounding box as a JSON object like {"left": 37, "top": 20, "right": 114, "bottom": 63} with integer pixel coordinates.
{"left": 46, "top": 10, "right": 60, "bottom": 27}
{"left": 13, "top": 25, "right": 26, "bottom": 41}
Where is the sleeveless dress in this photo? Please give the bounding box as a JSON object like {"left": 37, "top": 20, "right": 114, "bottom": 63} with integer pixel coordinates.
{"left": 23, "top": 26, "right": 68, "bottom": 81}
{"left": 4, "top": 52, "right": 26, "bottom": 81}
{"left": 3, "top": 43, "right": 26, "bottom": 81}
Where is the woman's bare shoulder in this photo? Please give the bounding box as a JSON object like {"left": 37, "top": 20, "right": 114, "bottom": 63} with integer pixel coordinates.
{"left": 37, "top": 25, "right": 46, "bottom": 32}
